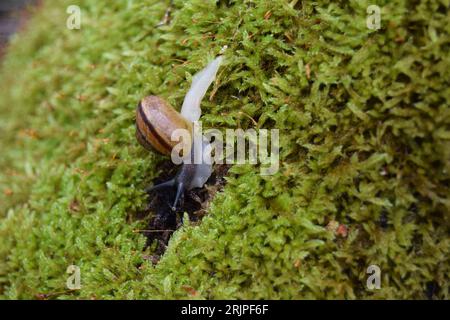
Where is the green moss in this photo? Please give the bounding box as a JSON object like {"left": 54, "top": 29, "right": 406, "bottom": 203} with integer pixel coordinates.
{"left": 0, "top": 0, "right": 449, "bottom": 299}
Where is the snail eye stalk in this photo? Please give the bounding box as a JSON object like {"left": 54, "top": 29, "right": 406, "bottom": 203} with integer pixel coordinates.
{"left": 172, "top": 182, "right": 185, "bottom": 211}
{"left": 144, "top": 179, "right": 175, "bottom": 193}
{"left": 144, "top": 179, "right": 185, "bottom": 211}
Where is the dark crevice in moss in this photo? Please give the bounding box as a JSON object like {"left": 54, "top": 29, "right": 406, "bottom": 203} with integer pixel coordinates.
{"left": 138, "top": 163, "right": 231, "bottom": 262}
{"left": 425, "top": 280, "right": 441, "bottom": 300}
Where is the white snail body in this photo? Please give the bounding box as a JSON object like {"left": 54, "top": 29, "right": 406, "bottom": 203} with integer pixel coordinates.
{"left": 181, "top": 56, "right": 223, "bottom": 122}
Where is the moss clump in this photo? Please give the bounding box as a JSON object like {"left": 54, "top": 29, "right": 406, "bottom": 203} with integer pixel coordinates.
{"left": 0, "top": 0, "right": 449, "bottom": 299}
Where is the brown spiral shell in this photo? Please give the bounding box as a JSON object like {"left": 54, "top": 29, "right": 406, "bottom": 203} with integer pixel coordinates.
{"left": 136, "top": 95, "right": 193, "bottom": 156}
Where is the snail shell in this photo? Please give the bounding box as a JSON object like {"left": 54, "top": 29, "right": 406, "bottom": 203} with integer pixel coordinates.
{"left": 136, "top": 95, "right": 193, "bottom": 156}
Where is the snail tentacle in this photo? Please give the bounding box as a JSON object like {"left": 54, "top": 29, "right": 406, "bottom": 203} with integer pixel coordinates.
{"left": 144, "top": 179, "right": 175, "bottom": 193}
{"left": 172, "top": 182, "right": 185, "bottom": 211}
{"left": 181, "top": 56, "right": 223, "bottom": 122}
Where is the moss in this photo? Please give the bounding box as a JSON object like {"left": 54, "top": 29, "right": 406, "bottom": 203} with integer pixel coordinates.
{"left": 0, "top": 0, "right": 449, "bottom": 299}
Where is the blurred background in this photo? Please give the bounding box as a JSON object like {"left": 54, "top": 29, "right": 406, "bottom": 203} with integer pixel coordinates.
{"left": 0, "top": 0, "right": 38, "bottom": 55}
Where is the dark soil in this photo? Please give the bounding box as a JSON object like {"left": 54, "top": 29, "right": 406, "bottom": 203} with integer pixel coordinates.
{"left": 138, "top": 163, "right": 230, "bottom": 263}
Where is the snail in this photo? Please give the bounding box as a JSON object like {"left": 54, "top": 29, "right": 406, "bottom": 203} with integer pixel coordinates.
{"left": 136, "top": 56, "right": 223, "bottom": 210}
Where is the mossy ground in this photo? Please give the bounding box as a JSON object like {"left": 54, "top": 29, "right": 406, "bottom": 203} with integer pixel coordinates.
{"left": 0, "top": 0, "right": 449, "bottom": 299}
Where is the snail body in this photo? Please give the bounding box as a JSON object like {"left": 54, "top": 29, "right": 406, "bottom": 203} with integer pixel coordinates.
{"left": 136, "top": 56, "right": 222, "bottom": 210}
